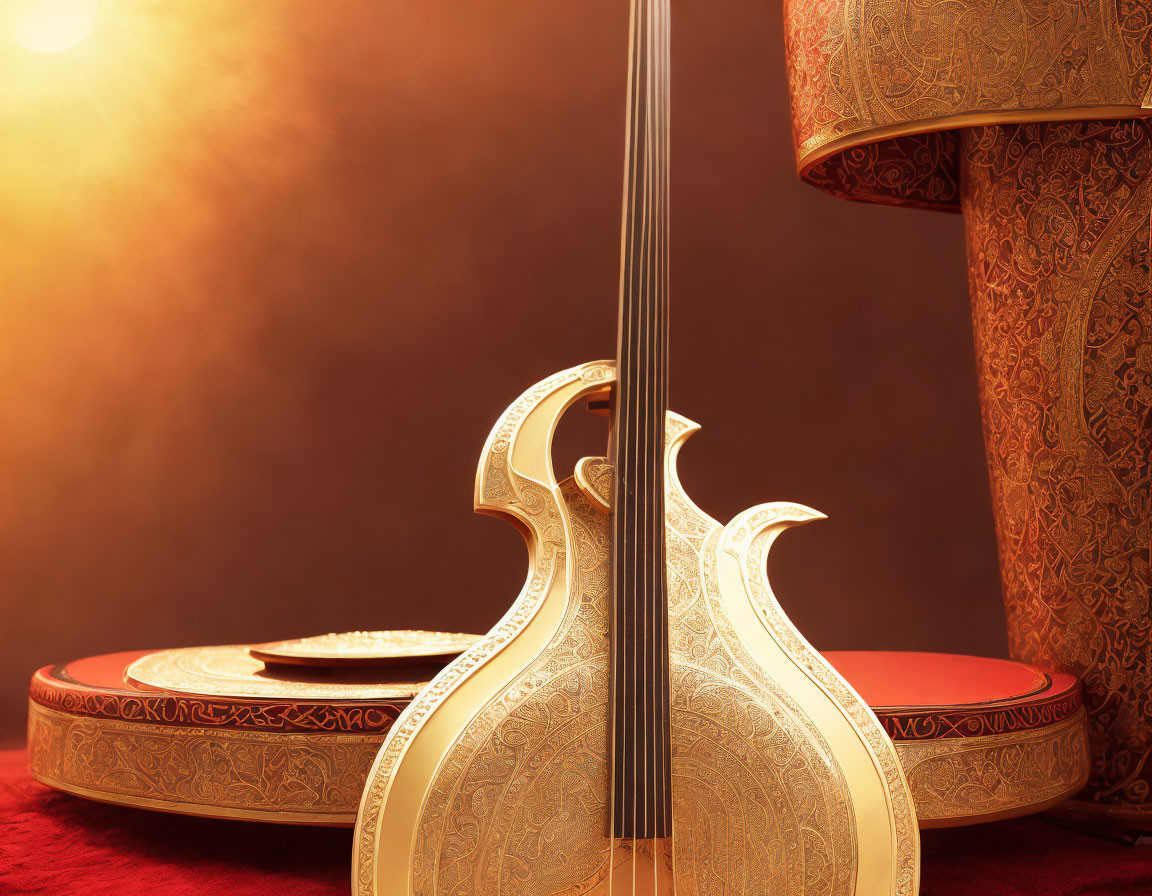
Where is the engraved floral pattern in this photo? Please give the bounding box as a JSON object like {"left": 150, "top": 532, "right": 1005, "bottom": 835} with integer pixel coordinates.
{"left": 962, "top": 119, "right": 1152, "bottom": 813}
{"left": 784, "top": 0, "right": 1152, "bottom": 820}
{"left": 722, "top": 507, "right": 917, "bottom": 895}
{"left": 355, "top": 363, "right": 607, "bottom": 896}
{"left": 356, "top": 365, "right": 924, "bottom": 894}
{"left": 783, "top": 0, "right": 1152, "bottom": 209}
{"left": 900, "top": 712, "right": 1091, "bottom": 823}
{"left": 412, "top": 481, "right": 613, "bottom": 896}
{"left": 411, "top": 428, "right": 858, "bottom": 896}
{"left": 27, "top": 702, "right": 379, "bottom": 822}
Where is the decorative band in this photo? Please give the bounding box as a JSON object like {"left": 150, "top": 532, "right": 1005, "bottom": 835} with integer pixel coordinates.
{"left": 879, "top": 685, "right": 1083, "bottom": 742}
{"left": 29, "top": 669, "right": 409, "bottom": 735}
{"left": 902, "top": 711, "right": 1091, "bottom": 827}
{"left": 27, "top": 701, "right": 377, "bottom": 825}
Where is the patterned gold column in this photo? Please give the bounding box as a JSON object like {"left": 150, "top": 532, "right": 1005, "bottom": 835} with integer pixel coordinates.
{"left": 783, "top": 1, "right": 1152, "bottom": 824}
{"left": 961, "top": 121, "right": 1152, "bottom": 824}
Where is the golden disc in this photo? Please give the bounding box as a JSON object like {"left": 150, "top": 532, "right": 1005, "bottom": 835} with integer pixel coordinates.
{"left": 249, "top": 630, "right": 481, "bottom": 668}
{"left": 125, "top": 644, "right": 434, "bottom": 700}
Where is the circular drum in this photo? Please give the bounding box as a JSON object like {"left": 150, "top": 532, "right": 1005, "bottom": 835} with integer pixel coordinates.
{"left": 826, "top": 651, "right": 1091, "bottom": 827}
{"left": 26, "top": 646, "right": 432, "bottom": 825}
{"left": 28, "top": 648, "right": 1090, "bottom": 827}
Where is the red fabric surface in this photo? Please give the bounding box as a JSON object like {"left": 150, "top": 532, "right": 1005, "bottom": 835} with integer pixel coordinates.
{"left": 3, "top": 748, "right": 1152, "bottom": 894}
{"left": 0, "top": 750, "right": 348, "bottom": 895}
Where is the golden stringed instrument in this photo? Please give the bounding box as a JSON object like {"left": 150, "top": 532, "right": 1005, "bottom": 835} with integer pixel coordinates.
{"left": 354, "top": 2, "right": 920, "bottom": 893}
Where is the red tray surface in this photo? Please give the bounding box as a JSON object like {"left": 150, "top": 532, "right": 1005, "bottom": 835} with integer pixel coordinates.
{"left": 60, "top": 650, "right": 151, "bottom": 689}
{"left": 823, "top": 651, "right": 1074, "bottom": 708}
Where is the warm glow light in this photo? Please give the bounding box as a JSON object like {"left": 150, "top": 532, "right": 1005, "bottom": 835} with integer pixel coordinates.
{"left": 8, "top": 0, "right": 98, "bottom": 54}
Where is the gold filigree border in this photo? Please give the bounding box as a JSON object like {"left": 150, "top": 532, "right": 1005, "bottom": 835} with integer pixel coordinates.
{"left": 902, "top": 710, "right": 1091, "bottom": 828}
{"left": 26, "top": 700, "right": 380, "bottom": 826}
{"left": 798, "top": 105, "right": 1152, "bottom": 180}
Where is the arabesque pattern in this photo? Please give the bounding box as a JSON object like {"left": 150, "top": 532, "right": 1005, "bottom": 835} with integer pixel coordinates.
{"left": 354, "top": 364, "right": 919, "bottom": 894}
{"left": 962, "top": 120, "right": 1152, "bottom": 816}
{"left": 783, "top": 0, "right": 1152, "bottom": 209}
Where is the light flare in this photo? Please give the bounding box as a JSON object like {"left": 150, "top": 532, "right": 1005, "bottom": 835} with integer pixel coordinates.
{"left": 7, "top": 0, "right": 98, "bottom": 53}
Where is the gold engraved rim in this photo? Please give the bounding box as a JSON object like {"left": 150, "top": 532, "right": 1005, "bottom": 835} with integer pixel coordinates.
{"left": 797, "top": 105, "right": 1152, "bottom": 178}
{"left": 27, "top": 701, "right": 377, "bottom": 826}
{"left": 250, "top": 630, "right": 483, "bottom": 667}
{"left": 899, "top": 710, "right": 1091, "bottom": 828}
{"left": 126, "top": 644, "right": 431, "bottom": 700}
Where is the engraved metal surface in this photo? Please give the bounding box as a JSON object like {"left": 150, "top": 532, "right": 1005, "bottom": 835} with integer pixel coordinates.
{"left": 901, "top": 711, "right": 1091, "bottom": 828}
{"left": 27, "top": 701, "right": 380, "bottom": 825}
{"left": 962, "top": 119, "right": 1152, "bottom": 819}
{"left": 354, "top": 363, "right": 920, "bottom": 895}
{"left": 250, "top": 630, "right": 481, "bottom": 667}
{"left": 412, "top": 479, "right": 614, "bottom": 895}
{"left": 574, "top": 456, "right": 613, "bottom": 511}
{"left": 355, "top": 362, "right": 612, "bottom": 896}
{"left": 783, "top": 0, "right": 1152, "bottom": 209}
{"left": 126, "top": 645, "right": 428, "bottom": 700}
{"left": 722, "top": 505, "right": 917, "bottom": 891}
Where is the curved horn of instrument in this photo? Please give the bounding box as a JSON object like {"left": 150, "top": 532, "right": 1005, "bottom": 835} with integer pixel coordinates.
{"left": 354, "top": 361, "right": 616, "bottom": 896}
{"left": 720, "top": 503, "right": 921, "bottom": 895}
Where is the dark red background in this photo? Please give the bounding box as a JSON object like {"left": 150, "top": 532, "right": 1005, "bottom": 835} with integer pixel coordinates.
{"left": 0, "top": 0, "right": 1002, "bottom": 735}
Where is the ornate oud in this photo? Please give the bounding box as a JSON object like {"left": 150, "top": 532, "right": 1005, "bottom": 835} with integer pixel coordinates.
{"left": 354, "top": 2, "right": 920, "bottom": 893}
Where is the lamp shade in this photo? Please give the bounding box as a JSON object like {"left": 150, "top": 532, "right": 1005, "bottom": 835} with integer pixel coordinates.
{"left": 783, "top": 1, "right": 1152, "bottom": 211}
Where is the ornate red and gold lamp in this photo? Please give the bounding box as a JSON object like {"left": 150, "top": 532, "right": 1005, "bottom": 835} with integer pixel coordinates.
{"left": 784, "top": 1, "right": 1152, "bottom": 827}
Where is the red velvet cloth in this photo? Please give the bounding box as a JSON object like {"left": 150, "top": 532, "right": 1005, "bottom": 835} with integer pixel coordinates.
{"left": 3, "top": 748, "right": 1151, "bottom": 895}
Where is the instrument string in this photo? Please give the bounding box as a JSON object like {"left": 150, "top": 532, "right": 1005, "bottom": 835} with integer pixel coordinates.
{"left": 657, "top": 0, "right": 671, "bottom": 836}
{"left": 612, "top": 0, "right": 670, "bottom": 843}
{"left": 654, "top": 0, "right": 663, "bottom": 833}
{"left": 631, "top": 0, "right": 643, "bottom": 843}
{"left": 664, "top": 0, "right": 673, "bottom": 834}
{"left": 643, "top": 0, "right": 655, "bottom": 840}
{"left": 613, "top": 0, "right": 638, "bottom": 843}
{"left": 617, "top": 0, "right": 641, "bottom": 842}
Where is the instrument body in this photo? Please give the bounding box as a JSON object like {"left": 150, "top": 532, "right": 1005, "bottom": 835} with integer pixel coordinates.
{"left": 356, "top": 0, "right": 919, "bottom": 888}
{"left": 354, "top": 362, "right": 919, "bottom": 895}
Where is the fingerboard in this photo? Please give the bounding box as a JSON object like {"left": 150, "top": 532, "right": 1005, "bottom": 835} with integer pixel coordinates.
{"left": 609, "top": 0, "right": 671, "bottom": 841}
